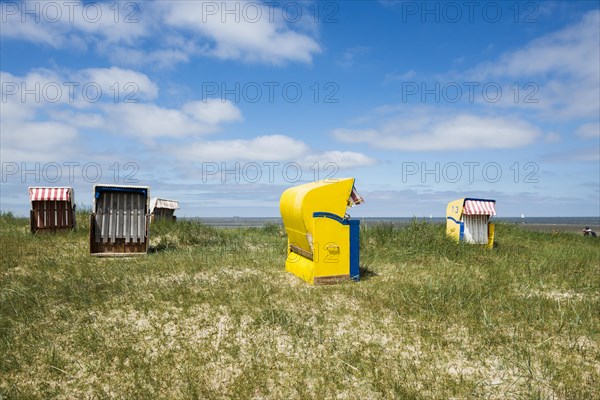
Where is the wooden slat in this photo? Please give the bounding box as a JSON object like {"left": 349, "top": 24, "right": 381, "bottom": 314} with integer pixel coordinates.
{"left": 290, "top": 244, "right": 313, "bottom": 261}
{"left": 138, "top": 193, "right": 143, "bottom": 242}
{"left": 129, "top": 194, "right": 135, "bottom": 242}
{"left": 154, "top": 208, "right": 175, "bottom": 221}
{"left": 127, "top": 194, "right": 132, "bottom": 242}
{"left": 141, "top": 199, "right": 146, "bottom": 243}
{"left": 30, "top": 200, "right": 74, "bottom": 232}
{"left": 314, "top": 275, "right": 350, "bottom": 285}
{"left": 111, "top": 193, "right": 115, "bottom": 241}
{"left": 56, "top": 201, "right": 61, "bottom": 227}
{"left": 95, "top": 213, "right": 102, "bottom": 243}
{"left": 58, "top": 201, "right": 65, "bottom": 227}
{"left": 64, "top": 202, "right": 70, "bottom": 227}
{"left": 48, "top": 201, "right": 53, "bottom": 228}
{"left": 121, "top": 195, "right": 126, "bottom": 240}
{"left": 108, "top": 192, "right": 114, "bottom": 242}
{"left": 104, "top": 194, "right": 109, "bottom": 242}
{"left": 101, "top": 194, "right": 108, "bottom": 243}
{"left": 91, "top": 190, "right": 148, "bottom": 252}
{"left": 38, "top": 202, "right": 43, "bottom": 228}
{"left": 34, "top": 202, "right": 42, "bottom": 229}
{"left": 121, "top": 193, "right": 126, "bottom": 239}
{"left": 52, "top": 201, "right": 57, "bottom": 227}
{"left": 138, "top": 196, "right": 145, "bottom": 243}
{"left": 53, "top": 201, "right": 58, "bottom": 227}
{"left": 110, "top": 192, "right": 116, "bottom": 242}
{"left": 99, "top": 194, "right": 104, "bottom": 242}
{"left": 116, "top": 194, "right": 120, "bottom": 240}
{"left": 56, "top": 201, "right": 63, "bottom": 227}
{"left": 133, "top": 194, "right": 139, "bottom": 242}
{"left": 90, "top": 214, "right": 95, "bottom": 251}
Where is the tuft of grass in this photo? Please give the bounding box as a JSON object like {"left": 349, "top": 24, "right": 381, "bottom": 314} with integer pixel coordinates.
{"left": 0, "top": 216, "right": 598, "bottom": 399}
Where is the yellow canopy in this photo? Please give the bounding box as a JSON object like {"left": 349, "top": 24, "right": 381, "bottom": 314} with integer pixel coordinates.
{"left": 280, "top": 178, "right": 355, "bottom": 253}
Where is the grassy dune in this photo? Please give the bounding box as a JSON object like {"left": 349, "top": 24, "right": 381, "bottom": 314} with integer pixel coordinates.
{"left": 1, "top": 211, "right": 599, "bottom": 399}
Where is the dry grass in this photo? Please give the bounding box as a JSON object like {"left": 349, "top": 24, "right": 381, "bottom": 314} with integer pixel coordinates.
{"left": 1, "top": 213, "right": 599, "bottom": 399}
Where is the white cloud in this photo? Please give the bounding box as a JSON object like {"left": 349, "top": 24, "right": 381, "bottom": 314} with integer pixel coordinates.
{"left": 68, "top": 4, "right": 150, "bottom": 45}
{"left": 1, "top": 68, "right": 159, "bottom": 107}
{"left": 332, "top": 110, "right": 541, "bottom": 151}
{"left": 182, "top": 99, "right": 243, "bottom": 125}
{"left": 1, "top": 70, "right": 80, "bottom": 161}
{"left": 1, "top": 69, "right": 62, "bottom": 108}
{"left": 544, "top": 132, "right": 561, "bottom": 143}
{"left": 470, "top": 10, "right": 599, "bottom": 81}
{"left": 99, "top": 101, "right": 242, "bottom": 139}
{"left": 174, "top": 135, "right": 310, "bottom": 162}
{"left": 159, "top": 1, "right": 321, "bottom": 65}
{"left": 1, "top": 1, "right": 322, "bottom": 67}
{"left": 77, "top": 67, "right": 159, "bottom": 101}
{"left": 464, "top": 10, "right": 600, "bottom": 120}
{"left": 0, "top": 67, "right": 243, "bottom": 159}
{"left": 339, "top": 46, "right": 370, "bottom": 68}
{"left": 107, "top": 46, "right": 194, "bottom": 69}
{"left": 0, "top": 119, "right": 79, "bottom": 162}
{"left": 576, "top": 122, "right": 600, "bottom": 139}
{"left": 2, "top": 120, "right": 77, "bottom": 148}
{"left": 302, "top": 151, "right": 376, "bottom": 168}
{"left": 0, "top": 1, "right": 149, "bottom": 47}
{"left": 545, "top": 148, "right": 600, "bottom": 162}
{"left": 576, "top": 150, "right": 600, "bottom": 161}
{"left": 335, "top": 12, "right": 598, "bottom": 153}
{"left": 51, "top": 110, "right": 105, "bottom": 128}
{"left": 170, "top": 135, "right": 377, "bottom": 169}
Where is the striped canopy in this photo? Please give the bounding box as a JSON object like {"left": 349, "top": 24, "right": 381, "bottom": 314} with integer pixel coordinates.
{"left": 348, "top": 185, "right": 364, "bottom": 207}
{"left": 150, "top": 198, "right": 179, "bottom": 212}
{"left": 463, "top": 199, "right": 496, "bottom": 216}
{"left": 29, "top": 187, "right": 73, "bottom": 202}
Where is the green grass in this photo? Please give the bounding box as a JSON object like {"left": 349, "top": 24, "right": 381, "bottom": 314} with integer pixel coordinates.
{"left": 1, "top": 211, "right": 599, "bottom": 399}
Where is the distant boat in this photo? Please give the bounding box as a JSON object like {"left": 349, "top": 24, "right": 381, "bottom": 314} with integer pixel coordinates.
{"left": 521, "top": 213, "right": 525, "bottom": 223}
{"left": 429, "top": 214, "right": 433, "bottom": 219}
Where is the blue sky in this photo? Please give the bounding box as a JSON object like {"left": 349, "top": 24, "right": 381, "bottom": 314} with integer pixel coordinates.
{"left": 1, "top": 0, "right": 599, "bottom": 217}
